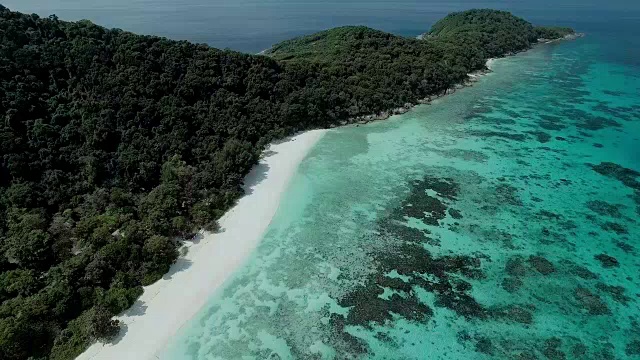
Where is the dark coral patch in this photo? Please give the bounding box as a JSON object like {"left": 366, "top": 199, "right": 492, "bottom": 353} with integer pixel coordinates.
{"left": 543, "top": 338, "right": 566, "bottom": 360}
{"left": 590, "top": 162, "right": 640, "bottom": 190}
{"left": 595, "top": 283, "right": 631, "bottom": 305}
{"left": 373, "top": 332, "right": 398, "bottom": 347}
{"left": 616, "top": 241, "right": 635, "bottom": 254}
{"left": 448, "top": 208, "right": 463, "bottom": 219}
{"left": 505, "top": 257, "right": 528, "bottom": 277}
{"left": 341, "top": 285, "right": 432, "bottom": 327}
{"left": 491, "top": 304, "right": 535, "bottom": 325}
{"left": 577, "top": 116, "right": 621, "bottom": 131}
{"left": 598, "top": 344, "right": 617, "bottom": 360}
{"left": 601, "top": 221, "right": 628, "bottom": 235}
{"left": 386, "top": 245, "right": 486, "bottom": 314}
{"left": 537, "top": 210, "right": 562, "bottom": 220}
{"left": 380, "top": 222, "right": 428, "bottom": 243}
{"left": 528, "top": 255, "right": 556, "bottom": 275}
{"left": 626, "top": 340, "right": 640, "bottom": 356}
{"left": 594, "top": 253, "right": 620, "bottom": 268}
{"left": 537, "top": 114, "right": 567, "bottom": 131}
{"left": 571, "top": 265, "right": 598, "bottom": 280}
{"left": 415, "top": 196, "right": 448, "bottom": 226}
{"left": 328, "top": 314, "right": 369, "bottom": 354}
{"left": 574, "top": 287, "right": 610, "bottom": 315}
{"left": 572, "top": 343, "right": 588, "bottom": 358}
{"left": 398, "top": 175, "right": 461, "bottom": 226}
{"left": 377, "top": 274, "right": 414, "bottom": 293}
{"left": 586, "top": 200, "right": 623, "bottom": 218}
{"left": 335, "top": 232, "right": 487, "bottom": 342}
{"left": 421, "top": 175, "right": 460, "bottom": 200}
{"left": 502, "top": 277, "right": 523, "bottom": 293}
{"left": 475, "top": 337, "right": 494, "bottom": 355}
{"left": 527, "top": 130, "right": 552, "bottom": 143}
{"left": 495, "top": 183, "right": 522, "bottom": 206}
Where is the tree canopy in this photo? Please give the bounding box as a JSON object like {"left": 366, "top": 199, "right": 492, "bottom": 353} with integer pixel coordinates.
{"left": 0, "top": 5, "right": 573, "bottom": 359}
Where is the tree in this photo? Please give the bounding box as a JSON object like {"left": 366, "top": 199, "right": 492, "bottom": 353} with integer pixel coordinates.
{"left": 0, "top": 269, "right": 40, "bottom": 300}
{"left": 141, "top": 235, "right": 178, "bottom": 284}
{"left": 88, "top": 306, "right": 120, "bottom": 341}
{"left": 4, "top": 229, "right": 52, "bottom": 269}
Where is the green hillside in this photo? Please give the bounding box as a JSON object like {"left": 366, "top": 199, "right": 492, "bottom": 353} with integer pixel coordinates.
{"left": 267, "top": 26, "right": 410, "bottom": 62}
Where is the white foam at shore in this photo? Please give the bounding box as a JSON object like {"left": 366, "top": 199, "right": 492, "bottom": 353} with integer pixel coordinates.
{"left": 486, "top": 57, "right": 497, "bottom": 70}
{"left": 77, "top": 129, "right": 328, "bottom": 360}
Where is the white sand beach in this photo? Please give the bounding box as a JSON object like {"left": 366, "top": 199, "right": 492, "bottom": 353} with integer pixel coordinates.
{"left": 76, "top": 129, "right": 328, "bottom": 360}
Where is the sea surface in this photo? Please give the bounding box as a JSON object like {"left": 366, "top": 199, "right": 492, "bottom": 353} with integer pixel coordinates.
{"left": 157, "top": 11, "right": 640, "bottom": 360}
{"left": 2, "top": 0, "right": 639, "bottom": 53}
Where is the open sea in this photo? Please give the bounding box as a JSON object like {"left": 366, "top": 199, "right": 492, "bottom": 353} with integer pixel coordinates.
{"left": 2, "top": 0, "right": 639, "bottom": 53}
{"left": 6, "top": 1, "right": 639, "bottom": 358}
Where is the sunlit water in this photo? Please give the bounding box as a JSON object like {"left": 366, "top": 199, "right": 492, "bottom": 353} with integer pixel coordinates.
{"left": 159, "top": 20, "right": 640, "bottom": 360}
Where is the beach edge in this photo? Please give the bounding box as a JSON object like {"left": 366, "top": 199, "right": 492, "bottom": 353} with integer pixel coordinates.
{"left": 76, "top": 129, "right": 328, "bottom": 360}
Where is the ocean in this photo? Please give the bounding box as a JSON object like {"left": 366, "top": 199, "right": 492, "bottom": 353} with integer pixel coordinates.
{"left": 2, "top": 0, "right": 639, "bottom": 53}
{"left": 7, "top": 1, "right": 639, "bottom": 358}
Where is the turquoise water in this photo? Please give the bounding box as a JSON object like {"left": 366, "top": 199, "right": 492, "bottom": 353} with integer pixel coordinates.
{"left": 161, "top": 34, "right": 640, "bottom": 359}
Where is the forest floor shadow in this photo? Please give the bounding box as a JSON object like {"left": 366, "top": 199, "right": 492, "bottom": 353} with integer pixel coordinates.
{"left": 125, "top": 300, "right": 148, "bottom": 318}
{"left": 163, "top": 258, "right": 193, "bottom": 280}
{"left": 242, "top": 162, "right": 270, "bottom": 196}
{"left": 108, "top": 322, "right": 128, "bottom": 345}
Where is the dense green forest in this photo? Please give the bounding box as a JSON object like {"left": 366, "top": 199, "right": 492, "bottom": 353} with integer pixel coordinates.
{"left": 266, "top": 9, "right": 574, "bottom": 116}
{"left": 0, "top": 5, "right": 573, "bottom": 359}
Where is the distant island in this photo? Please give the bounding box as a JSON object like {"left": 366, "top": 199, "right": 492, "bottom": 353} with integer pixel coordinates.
{"left": 0, "top": 6, "right": 574, "bottom": 360}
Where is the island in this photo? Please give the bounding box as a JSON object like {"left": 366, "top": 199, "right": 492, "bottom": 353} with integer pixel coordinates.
{"left": 0, "top": 6, "right": 575, "bottom": 360}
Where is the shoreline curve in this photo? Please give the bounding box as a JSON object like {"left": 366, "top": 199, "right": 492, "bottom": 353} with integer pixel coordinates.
{"left": 76, "top": 129, "right": 328, "bottom": 360}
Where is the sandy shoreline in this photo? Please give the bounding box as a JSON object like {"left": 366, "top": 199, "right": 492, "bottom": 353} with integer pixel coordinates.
{"left": 77, "top": 129, "right": 327, "bottom": 360}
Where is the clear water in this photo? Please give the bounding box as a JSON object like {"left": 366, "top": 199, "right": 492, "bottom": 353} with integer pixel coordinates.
{"left": 157, "top": 15, "right": 640, "bottom": 360}
{"left": 2, "top": 0, "right": 638, "bottom": 53}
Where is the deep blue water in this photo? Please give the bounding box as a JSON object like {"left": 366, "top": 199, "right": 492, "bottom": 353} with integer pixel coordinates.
{"left": 2, "top": 0, "right": 639, "bottom": 53}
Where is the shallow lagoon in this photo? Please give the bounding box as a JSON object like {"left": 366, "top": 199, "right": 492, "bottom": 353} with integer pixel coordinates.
{"left": 162, "top": 34, "right": 640, "bottom": 359}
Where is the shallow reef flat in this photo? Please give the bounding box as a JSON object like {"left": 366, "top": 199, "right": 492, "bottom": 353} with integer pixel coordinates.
{"left": 161, "top": 33, "right": 640, "bottom": 360}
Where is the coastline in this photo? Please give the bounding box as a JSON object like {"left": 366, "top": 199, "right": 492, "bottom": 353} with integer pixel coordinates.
{"left": 343, "top": 60, "right": 495, "bottom": 126}
{"left": 76, "top": 129, "right": 328, "bottom": 360}
{"left": 345, "top": 33, "right": 583, "bottom": 127}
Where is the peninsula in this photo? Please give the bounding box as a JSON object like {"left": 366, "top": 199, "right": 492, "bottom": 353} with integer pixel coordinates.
{"left": 0, "top": 6, "right": 574, "bottom": 360}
